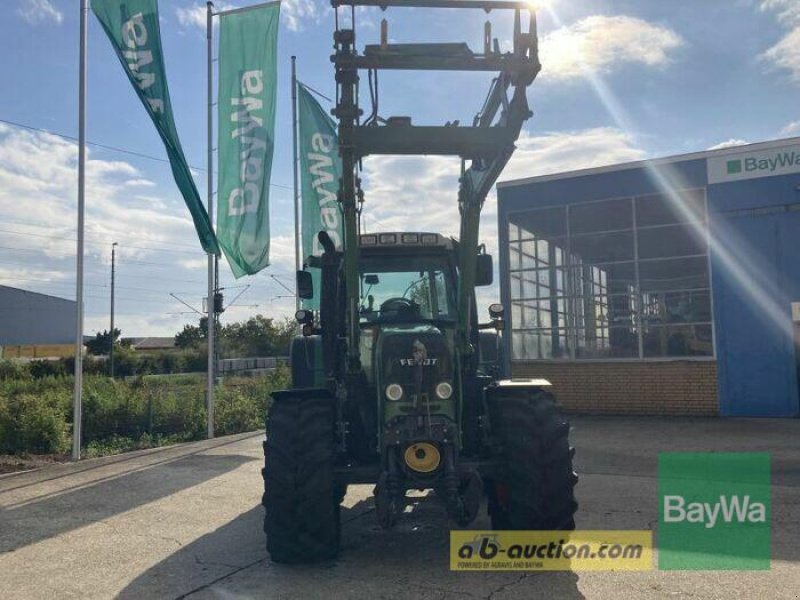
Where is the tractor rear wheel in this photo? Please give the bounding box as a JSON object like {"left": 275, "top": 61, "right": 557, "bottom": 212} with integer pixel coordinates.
{"left": 262, "top": 393, "right": 340, "bottom": 563}
{"left": 487, "top": 389, "right": 578, "bottom": 530}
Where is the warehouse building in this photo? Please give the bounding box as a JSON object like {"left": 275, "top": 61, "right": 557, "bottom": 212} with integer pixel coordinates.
{"left": 0, "top": 286, "right": 77, "bottom": 358}
{"left": 497, "top": 137, "right": 800, "bottom": 417}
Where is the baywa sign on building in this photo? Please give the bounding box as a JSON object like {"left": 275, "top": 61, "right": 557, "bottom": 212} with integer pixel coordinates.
{"left": 708, "top": 142, "right": 800, "bottom": 184}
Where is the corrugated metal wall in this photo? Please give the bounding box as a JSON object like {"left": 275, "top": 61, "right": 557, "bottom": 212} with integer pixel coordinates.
{"left": 0, "top": 286, "right": 76, "bottom": 346}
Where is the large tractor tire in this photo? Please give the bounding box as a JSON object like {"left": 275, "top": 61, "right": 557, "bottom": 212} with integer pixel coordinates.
{"left": 487, "top": 389, "right": 578, "bottom": 531}
{"left": 262, "top": 392, "right": 340, "bottom": 563}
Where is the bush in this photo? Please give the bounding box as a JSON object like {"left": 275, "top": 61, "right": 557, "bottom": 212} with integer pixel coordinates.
{"left": 0, "top": 389, "right": 70, "bottom": 454}
{"left": 0, "top": 363, "right": 288, "bottom": 456}
{"left": 0, "top": 359, "right": 30, "bottom": 381}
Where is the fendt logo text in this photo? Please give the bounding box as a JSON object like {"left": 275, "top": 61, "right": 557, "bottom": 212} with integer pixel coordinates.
{"left": 663, "top": 494, "right": 766, "bottom": 529}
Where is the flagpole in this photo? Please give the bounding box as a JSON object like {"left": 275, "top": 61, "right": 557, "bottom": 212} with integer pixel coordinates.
{"left": 206, "top": 0, "right": 215, "bottom": 439}
{"left": 72, "top": 0, "right": 88, "bottom": 462}
{"left": 291, "top": 56, "right": 301, "bottom": 310}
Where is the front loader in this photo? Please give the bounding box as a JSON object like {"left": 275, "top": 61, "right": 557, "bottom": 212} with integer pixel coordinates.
{"left": 262, "top": 0, "right": 578, "bottom": 563}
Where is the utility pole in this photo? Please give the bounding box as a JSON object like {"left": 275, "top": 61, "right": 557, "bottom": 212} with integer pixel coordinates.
{"left": 109, "top": 242, "right": 118, "bottom": 377}
{"left": 72, "top": 0, "right": 88, "bottom": 462}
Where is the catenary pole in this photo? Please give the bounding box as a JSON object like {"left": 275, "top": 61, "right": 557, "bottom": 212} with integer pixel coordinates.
{"left": 110, "top": 242, "right": 117, "bottom": 377}
{"left": 206, "top": 1, "right": 215, "bottom": 439}
{"left": 72, "top": 0, "right": 89, "bottom": 462}
{"left": 291, "top": 56, "right": 300, "bottom": 310}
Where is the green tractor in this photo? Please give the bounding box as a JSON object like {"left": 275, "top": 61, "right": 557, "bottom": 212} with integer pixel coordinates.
{"left": 262, "top": 0, "right": 578, "bottom": 563}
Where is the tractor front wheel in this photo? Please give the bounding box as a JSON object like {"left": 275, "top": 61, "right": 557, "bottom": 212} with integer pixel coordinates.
{"left": 262, "top": 392, "right": 340, "bottom": 563}
{"left": 487, "top": 389, "right": 578, "bottom": 530}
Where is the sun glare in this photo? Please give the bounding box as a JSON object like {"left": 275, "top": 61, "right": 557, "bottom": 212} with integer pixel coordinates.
{"left": 539, "top": 2, "right": 796, "bottom": 342}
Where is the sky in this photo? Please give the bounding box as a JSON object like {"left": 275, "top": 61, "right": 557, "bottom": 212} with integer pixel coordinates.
{"left": 0, "top": 0, "right": 799, "bottom": 337}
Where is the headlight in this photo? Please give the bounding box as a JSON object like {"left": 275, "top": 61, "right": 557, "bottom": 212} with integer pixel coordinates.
{"left": 435, "top": 382, "right": 453, "bottom": 400}
{"left": 385, "top": 383, "right": 403, "bottom": 401}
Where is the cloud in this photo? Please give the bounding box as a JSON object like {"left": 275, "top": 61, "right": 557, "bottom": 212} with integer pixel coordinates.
{"left": 707, "top": 139, "right": 748, "bottom": 150}
{"left": 16, "top": 0, "right": 63, "bottom": 25}
{"left": 780, "top": 120, "right": 800, "bottom": 136}
{"left": 760, "top": 0, "right": 800, "bottom": 82}
{"left": 176, "top": 2, "right": 235, "bottom": 29}
{"left": 760, "top": 0, "right": 800, "bottom": 25}
{"left": 282, "top": 0, "right": 325, "bottom": 32}
{"left": 176, "top": 0, "right": 324, "bottom": 32}
{"left": 539, "top": 15, "right": 684, "bottom": 82}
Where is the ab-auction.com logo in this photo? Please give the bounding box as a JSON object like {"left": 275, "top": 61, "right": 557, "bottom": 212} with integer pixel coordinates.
{"left": 450, "top": 531, "right": 652, "bottom": 571}
{"left": 658, "top": 452, "right": 771, "bottom": 570}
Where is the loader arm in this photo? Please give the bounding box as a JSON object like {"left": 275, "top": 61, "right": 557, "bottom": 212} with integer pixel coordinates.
{"left": 331, "top": 0, "right": 540, "bottom": 379}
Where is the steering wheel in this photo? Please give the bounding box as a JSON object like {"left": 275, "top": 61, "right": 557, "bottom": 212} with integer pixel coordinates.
{"left": 379, "top": 297, "right": 419, "bottom": 318}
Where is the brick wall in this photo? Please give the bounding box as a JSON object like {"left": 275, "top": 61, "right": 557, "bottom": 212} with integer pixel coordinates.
{"left": 511, "top": 360, "right": 719, "bottom": 416}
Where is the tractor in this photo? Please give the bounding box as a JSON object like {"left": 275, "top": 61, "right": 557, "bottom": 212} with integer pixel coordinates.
{"left": 262, "top": 0, "right": 578, "bottom": 563}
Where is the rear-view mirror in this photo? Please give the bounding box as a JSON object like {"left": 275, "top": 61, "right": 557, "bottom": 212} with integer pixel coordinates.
{"left": 476, "top": 254, "right": 493, "bottom": 287}
{"left": 297, "top": 270, "right": 314, "bottom": 299}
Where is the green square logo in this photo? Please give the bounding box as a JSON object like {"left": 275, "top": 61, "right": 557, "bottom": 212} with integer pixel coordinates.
{"left": 726, "top": 159, "right": 743, "bottom": 174}
{"left": 658, "top": 452, "right": 770, "bottom": 570}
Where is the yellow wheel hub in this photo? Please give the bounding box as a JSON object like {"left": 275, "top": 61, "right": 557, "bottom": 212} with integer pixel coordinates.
{"left": 404, "top": 442, "right": 441, "bottom": 473}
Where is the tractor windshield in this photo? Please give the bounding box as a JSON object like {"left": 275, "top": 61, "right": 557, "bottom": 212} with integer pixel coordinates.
{"left": 359, "top": 255, "right": 456, "bottom": 324}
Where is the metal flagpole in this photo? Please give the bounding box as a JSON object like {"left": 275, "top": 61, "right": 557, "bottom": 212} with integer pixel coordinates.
{"left": 72, "top": 0, "right": 89, "bottom": 462}
{"left": 206, "top": 0, "right": 216, "bottom": 439}
{"left": 291, "top": 56, "right": 300, "bottom": 310}
{"left": 110, "top": 241, "right": 118, "bottom": 377}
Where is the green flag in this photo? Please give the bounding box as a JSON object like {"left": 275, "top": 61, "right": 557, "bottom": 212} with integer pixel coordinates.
{"left": 297, "top": 82, "right": 342, "bottom": 309}
{"left": 91, "top": 0, "right": 220, "bottom": 255}
{"left": 217, "top": 2, "right": 280, "bottom": 278}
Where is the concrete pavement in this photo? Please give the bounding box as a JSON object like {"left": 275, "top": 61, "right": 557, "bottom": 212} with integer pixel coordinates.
{"left": 1, "top": 417, "right": 799, "bottom": 599}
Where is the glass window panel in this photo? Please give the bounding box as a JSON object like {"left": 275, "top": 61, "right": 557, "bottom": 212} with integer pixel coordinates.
{"left": 639, "top": 256, "right": 709, "bottom": 292}
{"left": 508, "top": 222, "right": 520, "bottom": 242}
{"left": 538, "top": 308, "right": 551, "bottom": 329}
{"left": 595, "top": 262, "right": 635, "bottom": 294}
{"left": 521, "top": 301, "right": 540, "bottom": 328}
{"left": 607, "top": 294, "right": 637, "bottom": 327}
{"left": 511, "top": 301, "right": 522, "bottom": 328}
{"left": 521, "top": 238, "right": 536, "bottom": 257}
{"left": 636, "top": 189, "right": 705, "bottom": 227}
{"left": 535, "top": 269, "right": 550, "bottom": 286}
{"left": 637, "top": 224, "right": 707, "bottom": 259}
{"left": 570, "top": 231, "right": 635, "bottom": 263}
{"left": 643, "top": 324, "right": 713, "bottom": 357}
{"left": 574, "top": 326, "right": 638, "bottom": 358}
{"left": 640, "top": 290, "right": 711, "bottom": 325}
{"left": 521, "top": 276, "right": 537, "bottom": 299}
{"left": 555, "top": 247, "right": 565, "bottom": 266}
{"left": 511, "top": 331, "right": 525, "bottom": 359}
{"left": 510, "top": 273, "right": 521, "bottom": 299}
{"left": 569, "top": 197, "right": 633, "bottom": 234}
{"left": 554, "top": 268, "right": 565, "bottom": 292}
{"left": 509, "top": 244, "right": 521, "bottom": 271}
{"left": 511, "top": 206, "right": 567, "bottom": 238}
{"left": 537, "top": 239, "right": 550, "bottom": 264}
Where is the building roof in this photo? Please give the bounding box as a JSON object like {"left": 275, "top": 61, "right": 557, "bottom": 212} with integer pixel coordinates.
{"left": 0, "top": 285, "right": 75, "bottom": 304}
{"left": 127, "top": 337, "right": 176, "bottom": 350}
{"left": 497, "top": 135, "right": 800, "bottom": 189}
